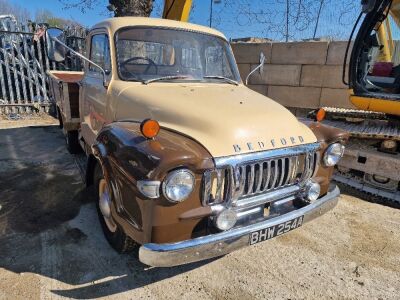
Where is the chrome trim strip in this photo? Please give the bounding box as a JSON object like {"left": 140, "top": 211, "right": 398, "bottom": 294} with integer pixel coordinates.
{"left": 238, "top": 165, "right": 246, "bottom": 195}
{"left": 202, "top": 171, "right": 212, "bottom": 206}
{"left": 214, "top": 143, "right": 321, "bottom": 168}
{"left": 278, "top": 158, "right": 286, "bottom": 187}
{"left": 291, "top": 156, "right": 299, "bottom": 183}
{"left": 263, "top": 161, "right": 271, "bottom": 192}
{"left": 233, "top": 185, "right": 299, "bottom": 209}
{"left": 285, "top": 157, "right": 293, "bottom": 185}
{"left": 255, "top": 163, "right": 263, "bottom": 193}
{"left": 248, "top": 164, "right": 255, "bottom": 194}
{"left": 271, "top": 162, "right": 278, "bottom": 189}
{"left": 216, "top": 170, "right": 224, "bottom": 202}
{"left": 236, "top": 206, "right": 263, "bottom": 218}
{"left": 137, "top": 180, "right": 161, "bottom": 199}
{"left": 139, "top": 184, "right": 340, "bottom": 267}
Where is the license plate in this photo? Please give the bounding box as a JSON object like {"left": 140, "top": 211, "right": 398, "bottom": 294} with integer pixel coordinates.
{"left": 249, "top": 216, "right": 304, "bottom": 245}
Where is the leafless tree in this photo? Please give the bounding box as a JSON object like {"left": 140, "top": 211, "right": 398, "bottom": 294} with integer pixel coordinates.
{"left": 59, "top": 0, "right": 154, "bottom": 17}
{"left": 213, "top": 0, "right": 360, "bottom": 41}
{"left": 0, "top": 0, "right": 30, "bottom": 22}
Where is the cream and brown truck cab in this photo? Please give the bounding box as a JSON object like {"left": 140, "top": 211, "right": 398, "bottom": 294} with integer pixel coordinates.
{"left": 45, "top": 17, "right": 348, "bottom": 267}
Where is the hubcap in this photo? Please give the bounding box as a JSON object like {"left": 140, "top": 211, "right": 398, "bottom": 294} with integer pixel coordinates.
{"left": 98, "top": 179, "right": 117, "bottom": 232}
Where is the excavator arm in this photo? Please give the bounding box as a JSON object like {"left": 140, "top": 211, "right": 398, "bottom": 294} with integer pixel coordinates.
{"left": 162, "top": 0, "right": 193, "bottom": 22}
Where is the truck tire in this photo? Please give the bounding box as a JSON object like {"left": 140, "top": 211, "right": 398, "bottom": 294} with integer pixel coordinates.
{"left": 94, "top": 163, "right": 137, "bottom": 253}
{"left": 65, "top": 130, "right": 82, "bottom": 154}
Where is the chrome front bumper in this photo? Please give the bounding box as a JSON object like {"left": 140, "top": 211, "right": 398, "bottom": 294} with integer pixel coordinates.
{"left": 139, "top": 185, "right": 340, "bottom": 267}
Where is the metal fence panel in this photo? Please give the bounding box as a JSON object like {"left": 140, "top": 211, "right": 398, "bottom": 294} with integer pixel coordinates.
{"left": 0, "top": 16, "right": 86, "bottom": 114}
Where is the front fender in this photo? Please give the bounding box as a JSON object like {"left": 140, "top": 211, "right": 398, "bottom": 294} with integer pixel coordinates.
{"left": 93, "top": 121, "right": 214, "bottom": 244}
{"left": 306, "top": 121, "right": 349, "bottom": 195}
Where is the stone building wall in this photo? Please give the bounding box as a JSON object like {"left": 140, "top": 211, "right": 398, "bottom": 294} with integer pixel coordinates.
{"left": 231, "top": 41, "right": 354, "bottom": 111}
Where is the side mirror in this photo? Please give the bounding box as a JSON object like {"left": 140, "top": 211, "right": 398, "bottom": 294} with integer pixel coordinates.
{"left": 361, "top": 0, "right": 376, "bottom": 13}
{"left": 245, "top": 52, "right": 266, "bottom": 85}
{"left": 46, "top": 27, "right": 109, "bottom": 86}
{"left": 46, "top": 27, "right": 67, "bottom": 62}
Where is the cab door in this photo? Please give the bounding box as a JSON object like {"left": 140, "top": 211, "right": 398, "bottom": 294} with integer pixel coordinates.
{"left": 80, "top": 31, "right": 112, "bottom": 146}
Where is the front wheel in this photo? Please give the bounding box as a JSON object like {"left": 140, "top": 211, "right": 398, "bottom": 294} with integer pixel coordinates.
{"left": 94, "top": 164, "right": 137, "bottom": 253}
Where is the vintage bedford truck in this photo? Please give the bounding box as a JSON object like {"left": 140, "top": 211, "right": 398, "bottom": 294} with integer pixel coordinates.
{"left": 45, "top": 17, "right": 348, "bottom": 267}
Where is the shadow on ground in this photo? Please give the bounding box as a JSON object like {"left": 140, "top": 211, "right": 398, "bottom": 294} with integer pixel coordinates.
{"left": 0, "top": 125, "right": 214, "bottom": 299}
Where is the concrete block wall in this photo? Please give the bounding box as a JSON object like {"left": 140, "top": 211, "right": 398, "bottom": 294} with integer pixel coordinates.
{"left": 232, "top": 41, "right": 354, "bottom": 110}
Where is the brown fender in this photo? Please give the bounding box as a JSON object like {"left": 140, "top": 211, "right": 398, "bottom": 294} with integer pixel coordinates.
{"left": 92, "top": 121, "right": 215, "bottom": 244}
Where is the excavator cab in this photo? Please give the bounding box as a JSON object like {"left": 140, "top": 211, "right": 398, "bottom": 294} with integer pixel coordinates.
{"left": 348, "top": 0, "right": 400, "bottom": 115}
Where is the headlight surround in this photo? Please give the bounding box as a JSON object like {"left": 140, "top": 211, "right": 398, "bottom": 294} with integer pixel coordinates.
{"left": 163, "top": 169, "right": 195, "bottom": 203}
{"left": 323, "top": 143, "right": 345, "bottom": 166}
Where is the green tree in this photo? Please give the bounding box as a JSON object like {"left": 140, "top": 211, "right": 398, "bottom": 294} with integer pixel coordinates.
{"left": 35, "top": 9, "right": 83, "bottom": 27}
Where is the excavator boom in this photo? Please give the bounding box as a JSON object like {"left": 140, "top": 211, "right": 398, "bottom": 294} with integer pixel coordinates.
{"left": 162, "top": 0, "right": 193, "bottom": 22}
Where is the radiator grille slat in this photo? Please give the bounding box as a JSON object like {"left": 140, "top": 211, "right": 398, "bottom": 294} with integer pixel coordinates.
{"left": 255, "top": 163, "right": 264, "bottom": 193}
{"left": 262, "top": 161, "right": 271, "bottom": 192}
{"left": 202, "top": 150, "right": 319, "bottom": 206}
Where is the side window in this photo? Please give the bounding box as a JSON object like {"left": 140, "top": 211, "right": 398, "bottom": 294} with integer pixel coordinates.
{"left": 89, "top": 34, "right": 111, "bottom": 73}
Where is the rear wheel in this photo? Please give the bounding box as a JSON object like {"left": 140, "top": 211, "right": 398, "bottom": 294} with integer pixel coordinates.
{"left": 94, "top": 164, "right": 137, "bottom": 253}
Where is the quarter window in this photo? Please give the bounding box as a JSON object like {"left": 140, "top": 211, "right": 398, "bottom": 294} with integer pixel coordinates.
{"left": 89, "top": 34, "right": 111, "bottom": 73}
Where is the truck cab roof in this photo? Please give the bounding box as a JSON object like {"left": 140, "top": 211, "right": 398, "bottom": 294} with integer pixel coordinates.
{"left": 91, "top": 17, "right": 227, "bottom": 41}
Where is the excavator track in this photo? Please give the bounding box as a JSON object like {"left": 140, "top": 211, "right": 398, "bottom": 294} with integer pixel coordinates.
{"left": 321, "top": 107, "right": 388, "bottom": 120}
{"left": 308, "top": 108, "right": 400, "bottom": 205}
{"left": 333, "top": 171, "right": 400, "bottom": 205}
{"left": 311, "top": 107, "right": 400, "bottom": 141}
{"left": 321, "top": 119, "right": 400, "bottom": 141}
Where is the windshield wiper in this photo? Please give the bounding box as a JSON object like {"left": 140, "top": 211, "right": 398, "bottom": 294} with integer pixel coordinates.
{"left": 126, "top": 76, "right": 145, "bottom": 83}
{"left": 203, "top": 75, "right": 239, "bottom": 86}
{"left": 144, "top": 75, "right": 189, "bottom": 85}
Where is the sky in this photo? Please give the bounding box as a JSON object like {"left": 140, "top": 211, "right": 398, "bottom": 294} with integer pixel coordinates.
{"left": 7, "top": 0, "right": 361, "bottom": 41}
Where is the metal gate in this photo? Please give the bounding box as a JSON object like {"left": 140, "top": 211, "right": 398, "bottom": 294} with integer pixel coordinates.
{"left": 0, "top": 15, "right": 86, "bottom": 114}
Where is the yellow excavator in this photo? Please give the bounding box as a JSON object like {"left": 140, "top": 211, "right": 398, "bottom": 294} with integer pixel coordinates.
{"left": 162, "top": 0, "right": 193, "bottom": 21}
{"left": 312, "top": 0, "right": 400, "bottom": 203}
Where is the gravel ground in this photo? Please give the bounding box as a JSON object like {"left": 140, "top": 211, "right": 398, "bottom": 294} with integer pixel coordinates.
{"left": 0, "top": 119, "right": 399, "bottom": 300}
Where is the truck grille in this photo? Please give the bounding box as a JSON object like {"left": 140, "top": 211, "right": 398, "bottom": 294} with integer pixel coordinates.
{"left": 202, "top": 148, "right": 319, "bottom": 206}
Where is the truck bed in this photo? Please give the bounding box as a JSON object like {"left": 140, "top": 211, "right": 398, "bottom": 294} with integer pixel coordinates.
{"left": 47, "top": 71, "right": 84, "bottom": 83}
{"left": 47, "top": 71, "right": 84, "bottom": 130}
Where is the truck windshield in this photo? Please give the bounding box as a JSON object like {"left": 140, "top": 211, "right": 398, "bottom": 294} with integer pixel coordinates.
{"left": 115, "top": 27, "right": 241, "bottom": 83}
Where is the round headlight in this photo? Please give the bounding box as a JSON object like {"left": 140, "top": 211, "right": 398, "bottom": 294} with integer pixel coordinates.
{"left": 163, "top": 169, "right": 195, "bottom": 203}
{"left": 303, "top": 180, "right": 321, "bottom": 202}
{"left": 215, "top": 209, "right": 237, "bottom": 231}
{"left": 323, "top": 143, "right": 345, "bottom": 166}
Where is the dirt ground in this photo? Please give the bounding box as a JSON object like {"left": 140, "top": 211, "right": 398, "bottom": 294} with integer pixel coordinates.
{"left": 0, "top": 117, "right": 399, "bottom": 300}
